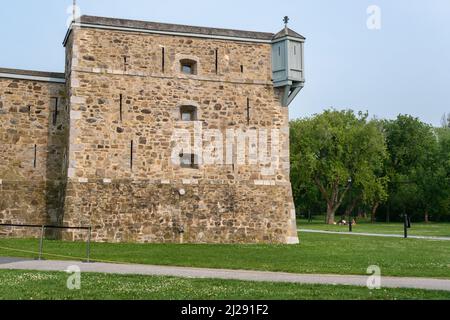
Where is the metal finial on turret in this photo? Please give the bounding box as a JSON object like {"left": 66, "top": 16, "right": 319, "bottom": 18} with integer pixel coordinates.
{"left": 73, "top": 0, "right": 77, "bottom": 23}
{"left": 283, "top": 16, "right": 289, "bottom": 34}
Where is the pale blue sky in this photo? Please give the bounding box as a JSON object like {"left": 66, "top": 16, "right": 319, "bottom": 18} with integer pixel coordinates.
{"left": 1, "top": 0, "right": 449, "bottom": 125}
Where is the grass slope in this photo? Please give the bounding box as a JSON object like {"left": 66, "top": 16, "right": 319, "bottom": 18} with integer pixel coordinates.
{"left": 0, "top": 270, "right": 449, "bottom": 300}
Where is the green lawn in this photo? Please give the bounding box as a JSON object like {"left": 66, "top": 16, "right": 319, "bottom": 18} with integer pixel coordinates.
{"left": 0, "top": 270, "right": 448, "bottom": 300}
{"left": 1, "top": 232, "right": 449, "bottom": 278}
{"left": 298, "top": 219, "right": 450, "bottom": 237}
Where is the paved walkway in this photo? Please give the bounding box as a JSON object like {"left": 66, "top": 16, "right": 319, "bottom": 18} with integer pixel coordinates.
{"left": 1, "top": 257, "right": 450, "bottom": 292}
{"left": 299, "top": 229, "right": 450, "bottom": 241}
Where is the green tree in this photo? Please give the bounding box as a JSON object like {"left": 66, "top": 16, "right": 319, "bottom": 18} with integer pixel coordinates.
{"left": 290, "top": 110, "right": 388, "bottom": 224}
{"left": 435, "top": 127, "right": 450, "bottom": 220}
{"left": 383, "top": 115, "right": 446, "bottom": 222}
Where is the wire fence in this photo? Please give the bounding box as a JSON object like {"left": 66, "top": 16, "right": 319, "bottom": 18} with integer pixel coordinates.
{"left": 0, "top": 223, "right": 92, "bottom": 262}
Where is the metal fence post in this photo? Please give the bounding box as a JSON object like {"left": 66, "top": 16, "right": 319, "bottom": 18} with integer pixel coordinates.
{"left": 1, "top": 223, "right": 93, "bottom": 263}
{"left": 86, "top": 226, "right": 91, "bottom": 263}
{"left": 404, "top": 214, "right": 408, "bottom": 239}
{"left": 38, "top": 225, "right": 45, "bottom": 260}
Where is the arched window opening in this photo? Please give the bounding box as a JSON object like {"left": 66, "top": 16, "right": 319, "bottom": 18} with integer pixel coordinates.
{"left": 180, "top": 59, "right": 197, "bottom": 75}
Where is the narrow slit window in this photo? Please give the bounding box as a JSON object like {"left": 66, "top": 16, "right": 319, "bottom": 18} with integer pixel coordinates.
{"left": 246, "top": 98, "right": 250, "bottom": 125}
{"left": 119, "top": 94, "right": 123, "bottom": 121}
{"left": 240, "top": 65, "right": 244, "bottom": 73}
{"left": 33, "top": 144, "right": 37, "bottom": 168}
{"left": 52, "top": 97, "right": 58, "bottom": 125}
{"left": 162, "top": 47, "right": 165, "bottom": 73}
{"left": 130, "top": 140, "right": 134, "bottom": 171}
{"left": 278, "top": 46, "right": 281, "bottom": 56}
{"left": 123, "top": 56, "right": 129, "bottom": 71}
{"left": 215, "top": 49, "right": 218, "bottom": 74}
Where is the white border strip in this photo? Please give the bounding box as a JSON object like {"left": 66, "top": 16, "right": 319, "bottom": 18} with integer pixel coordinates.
{"left": 272, "top": 35, "right": 305, "bottom": 44}
{"left": 0, "top": 72, "right": 65, "bottom": 84}
{"left": 66, "top": 22, "right": 274, "bottom": 44}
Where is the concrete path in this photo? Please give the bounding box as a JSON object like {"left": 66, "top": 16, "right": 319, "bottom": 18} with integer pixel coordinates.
{"left": 299, "top": 229, "right": 450, "bottom": 241}
{"left": 1, "top": 257, "right": 450, "bottom": 292}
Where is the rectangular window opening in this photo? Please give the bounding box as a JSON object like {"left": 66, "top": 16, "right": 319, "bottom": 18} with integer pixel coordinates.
{"left": 180, "top": 59, "right": 197, "bottom": 75}
{"left": 240, "top": 65, "right": 244, "bottom": 73}
{"left": 180, "top": 105, "right": 197, "bottom": 121}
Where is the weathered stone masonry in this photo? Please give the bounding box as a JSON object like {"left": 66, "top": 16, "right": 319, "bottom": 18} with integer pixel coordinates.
{"left": 0, "top": 69, "right": 67, "bottom": 237}
{"left": 1, "top": 16, "right": 305, "bottom": 243}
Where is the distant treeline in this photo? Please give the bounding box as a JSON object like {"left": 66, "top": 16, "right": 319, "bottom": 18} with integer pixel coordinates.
{"left": 290, "top": 110, "right": 450, "bottom": 223}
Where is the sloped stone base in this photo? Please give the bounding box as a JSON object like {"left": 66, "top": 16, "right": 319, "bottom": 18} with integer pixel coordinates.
{"left": 61, "top": 180, "right": 299, "bottom": 244}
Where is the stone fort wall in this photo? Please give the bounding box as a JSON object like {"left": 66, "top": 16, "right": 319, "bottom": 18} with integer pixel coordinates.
{"left": 0, "top": 76, "right": 67, "bottom": 237}
{"left": 62, "top": 27, "right": 298, "bottom": 243}
{"left": 0, "top": 21, "right": 299, "bottom": 244}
